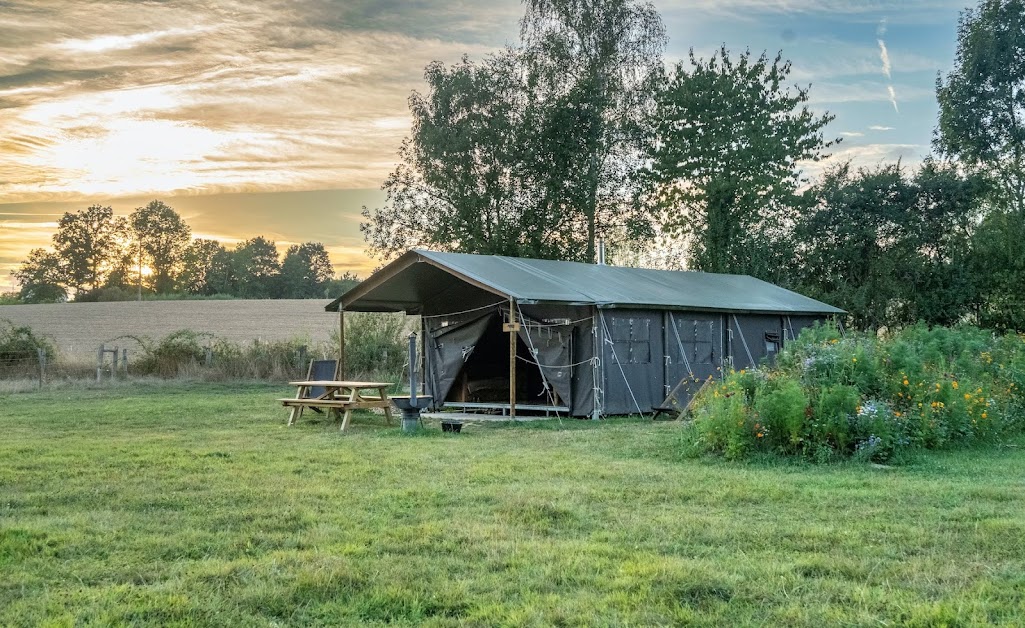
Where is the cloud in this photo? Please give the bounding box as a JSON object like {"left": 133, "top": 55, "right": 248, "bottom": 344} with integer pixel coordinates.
{"left": 841, "top": 131, "right": 865, "bottom": 137}
{"left": 0, "top": 1, "right": 514, "bottom": 204}
{"left": 869, "top": 125, "right": 895, "bottom": 131}
{"left": 886, "top": 85, "right": 899, "bottom": 113}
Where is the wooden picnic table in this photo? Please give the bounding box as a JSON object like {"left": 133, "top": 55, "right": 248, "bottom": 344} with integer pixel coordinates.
{"left": 279, "top": 380, "right": 394, "bottom": 432}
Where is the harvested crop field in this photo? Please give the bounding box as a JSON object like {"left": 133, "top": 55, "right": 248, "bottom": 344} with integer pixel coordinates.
{"left": 0, "top": 300, "right": 338, "bottom": 357}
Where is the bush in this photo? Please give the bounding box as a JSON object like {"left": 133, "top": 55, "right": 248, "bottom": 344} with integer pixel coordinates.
{"left": 330, "top": 313, "right": 408, "bottom": 378}
{"left": 0, "top": 320, "right": 55, "bottom": 377}
{"left": 683, "top": 323, "right": 1025, "bottom": 462}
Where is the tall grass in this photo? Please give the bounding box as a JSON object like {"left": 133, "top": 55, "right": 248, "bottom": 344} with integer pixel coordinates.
{"left": 0, "top": 313, "right": 410, "bottom": 385}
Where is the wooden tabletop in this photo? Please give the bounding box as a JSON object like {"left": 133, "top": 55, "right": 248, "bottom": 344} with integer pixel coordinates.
{"left": 289, "top": 380, "right": 393, "bottom": 387}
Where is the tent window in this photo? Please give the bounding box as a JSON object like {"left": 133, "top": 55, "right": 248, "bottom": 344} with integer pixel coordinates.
{"left": 629, "top": 318, "right": 651, "bottom": 364}
{"left": 765, "top": 331, "right": 781, "bottom": 354}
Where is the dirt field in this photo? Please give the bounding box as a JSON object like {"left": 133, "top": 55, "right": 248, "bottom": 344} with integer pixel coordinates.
{"left": 0, "top": 300, "right": 339, "bottom": 358}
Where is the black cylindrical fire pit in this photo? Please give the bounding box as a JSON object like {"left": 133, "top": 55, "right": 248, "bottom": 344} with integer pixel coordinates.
{"left": 391, "top": 332, "right": 432, "bottom": 432}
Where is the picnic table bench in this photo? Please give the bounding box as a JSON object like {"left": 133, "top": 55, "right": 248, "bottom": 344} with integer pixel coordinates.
{"left": 280, "top": 380, "right": 394, "bottom": 431}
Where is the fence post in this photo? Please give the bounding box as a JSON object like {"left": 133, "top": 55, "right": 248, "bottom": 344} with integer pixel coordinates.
{"left": 122, "top": 348, "right": 128, "bottom": 376}
{"left": 37, "top": 347, "right": 45, "bottom": 389}
{"left": 112, "top": 346, "right": 119, "bottom": 375}
{"left": 297, "top": 345, "right": 307, "bottom": 373}
{"left": 205, "top": 346, "right": 213, "bottom": 367}
{"left": 97, "top": 344, "right": 104, "bottom": 382}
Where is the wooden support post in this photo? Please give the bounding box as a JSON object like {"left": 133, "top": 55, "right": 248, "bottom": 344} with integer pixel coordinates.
{"left": 122, "top": 348, "right": 128, "bottom": 375}
{"left": 338, "top": 309, "right": 346, "bottom": 380}
{"left": 97, "top": 344, "right": 104, "bottom": 382}
{"left": 509, "top": 298, "right": 516, "bottom": 421}
{"left": 37, "top": 347, "right": 45, "bottom": 389}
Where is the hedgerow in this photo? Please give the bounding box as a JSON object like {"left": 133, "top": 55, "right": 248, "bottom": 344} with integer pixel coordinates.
{"left": 683, "top": 323, "right": 1025, "bottom": 462}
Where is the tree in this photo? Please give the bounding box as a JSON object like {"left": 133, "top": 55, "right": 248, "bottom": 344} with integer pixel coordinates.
{"left": 362, "top": 0, "right": 666, "bottom": 263}
{"left": 520, "top": 0, "right": 667, "bottom": 262}
{"left": 645, "top": 47, "right": 837, "bottom": 278}
{"left": 51, "top": 204, "right": 128, "bottom": 293}
{"left": 794, "top": 161, "right": 984, "bottom": 330}
{"left": 362, "top": 52, "right": 533, "bottom": 260}
{"left": 232, "top": 237, "right": 280, "bottom": 298}
{"left": 936, "top": 0, "right": 1025, "bottom": 213}
{"left": 910, "top": 158, "right": 988, "bottom": 325}
{"left": 323, "top": 271, "right": 361, "bottom": 299}
{"left": 280, "top": 242, "right": 335, "bottom": 298}
{"left": 971, "top": 210, "right": 1025, "bottom": 330}
{"left": 12, "top": 249, "right": 67, "bottom": 303}
{"left": 179, "top": 239, "right": 227, "bottom": 295}
{"left": 206, "top": 247, "right": 237, "bottom": 296}
{"left": 130, "top": 200, "right": 191, "bottom": 293}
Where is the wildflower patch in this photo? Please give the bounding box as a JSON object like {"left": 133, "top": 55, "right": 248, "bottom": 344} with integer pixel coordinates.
{"left": 682, "top": 323, "right": 1025, "bottom": 462}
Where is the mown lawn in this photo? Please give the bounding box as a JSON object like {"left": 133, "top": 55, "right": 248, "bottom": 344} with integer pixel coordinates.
{"left": 2, "top": 383, "right": 1024, "bottom": 626}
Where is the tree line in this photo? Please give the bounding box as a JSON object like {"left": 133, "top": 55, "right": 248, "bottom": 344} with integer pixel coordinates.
{"left": 11, "top": 201, "right": 359, "bottom": 302}
{"left": 362, "top": 0, "right": 1025, "bottom": 332}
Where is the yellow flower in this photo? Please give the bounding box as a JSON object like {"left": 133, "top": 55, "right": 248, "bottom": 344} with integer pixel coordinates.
{"left": 903, "top": 379, "right": 909, "bottom": 386}
{"left": 982, "top": 412, "right": 988, "bottom": 419}
{"left": 852, "top": 357, "right": 857, "bottom": 363}
{"left": 964, "top": 393, "right": 971, "bottom": 400}
{"left": 894, "top": 411, "right": 902, "bottom": 417}
{"left": 952, "top": 381, "right": 959, "bottom": 390}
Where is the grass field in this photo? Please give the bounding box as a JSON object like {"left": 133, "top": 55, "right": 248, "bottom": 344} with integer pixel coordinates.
{"left": 3, "top": 383, "right": 1024, "bottom": 626}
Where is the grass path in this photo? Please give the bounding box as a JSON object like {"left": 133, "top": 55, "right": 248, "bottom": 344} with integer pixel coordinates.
{"left": 2, "top": 383, "right": 1024, "bottom": 626}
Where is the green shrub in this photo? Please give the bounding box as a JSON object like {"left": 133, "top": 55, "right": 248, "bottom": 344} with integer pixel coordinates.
{"left": 753, "top": 378, "right": 807, "bottom": 454}
{"left": 683, "top": 323, "right": 1025, "bottom": 463}
{"left": 330, "top": 313, "right": 408, "bottom": 378}
{"left": 0, "top": 320, "right": 55, "bottom": 376}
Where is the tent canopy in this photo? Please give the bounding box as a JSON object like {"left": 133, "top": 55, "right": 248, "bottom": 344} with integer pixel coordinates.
{"left": 326, "top": 250, "right": 844, "bottom": 316}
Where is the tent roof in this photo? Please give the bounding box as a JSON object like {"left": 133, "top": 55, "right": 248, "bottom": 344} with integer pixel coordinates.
{"left": 326, "top": 250, "right": 844, "bottom": 315}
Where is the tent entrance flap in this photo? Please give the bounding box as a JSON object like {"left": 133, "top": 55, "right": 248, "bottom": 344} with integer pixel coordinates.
{"left": 431, "top": 314, "right": 567, "bottom": 409}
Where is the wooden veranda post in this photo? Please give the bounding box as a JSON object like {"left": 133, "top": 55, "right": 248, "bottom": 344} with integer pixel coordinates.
{"left": 508, "top": 297, "right": 517, "bottom": 420}
{"left": 338, "top": 308, "right": 346, "bottom": 380}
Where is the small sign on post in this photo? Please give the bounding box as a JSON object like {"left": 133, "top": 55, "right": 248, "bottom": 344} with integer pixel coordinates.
{"left": 503, "top": 322, "right": 521, "bottom": 333}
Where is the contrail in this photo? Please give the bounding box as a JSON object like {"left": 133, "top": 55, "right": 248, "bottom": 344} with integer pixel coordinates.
{"left": 877, "top": 39, "right": 892, "bottom": 80}
{"left": 877, "top": 18, "right": 897, "bottom": 113}
{"left": 887, "top": 85, "right": 899, "bottom": 113}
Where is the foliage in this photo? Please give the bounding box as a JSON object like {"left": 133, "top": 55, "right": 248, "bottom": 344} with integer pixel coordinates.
{"left": 685, "top": 322, "right": 1025, "bottom": 462}
{"left": 5, "top": 383, "right": 1025, "bottom": 625}
{"left": 13, "top": 202, "right": 352, "bottom": 302}
{"left": 646, "top": 47, "right": 836, "bottom": 279}
{"left": 130, "top": 200, "right": 192, "bottom": 293}
{"left": 794, "top": 160, "right": 985, "bottom": 329}
{"left": 0, "top": 319, "right": 55, "bottom": 376}
{"left": 970, "top": 209, "right": 1025, "bottom": 330}
{"left": 331, "top": 312, "right": 408, "bottom": 378}
{"left": 322, "top": 271, "right": 361, "bottom": 300}
{"left": 520, "top": 0, "right": 666, "bottom": 263}
{"left": 12, "top": 249, "right": 67, "bottom": 303}
{"left": 178, "top": 239, "right": 228, "bottom": 295}
{"left": 280, "top": 242, "right": 335, "bottom": 298}
{"left": 936, "top": 0, "right": 1025, "bottom": 213}
{"left": 51, "top": 205, "right": 129, "bottom": 292}
{"left": 232, "top": 237, "right": 281, "bottom": 299}
{"left": 130, "top": 330, "right": 212, "bottom": 377}
{"left": 362, "top": 0, "right": 665, "bottom": 263}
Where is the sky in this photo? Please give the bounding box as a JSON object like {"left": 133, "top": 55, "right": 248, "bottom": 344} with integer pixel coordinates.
{"left": 0, "top": 0, "right": 969, "bottom": 290}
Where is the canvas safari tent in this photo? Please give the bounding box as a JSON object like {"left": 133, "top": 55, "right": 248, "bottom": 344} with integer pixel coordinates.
{"left": 326, "top": 250, "right": 843, "bottom": 418}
